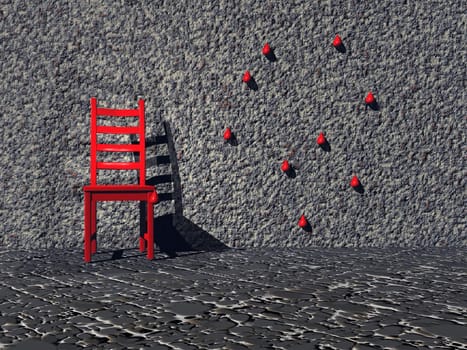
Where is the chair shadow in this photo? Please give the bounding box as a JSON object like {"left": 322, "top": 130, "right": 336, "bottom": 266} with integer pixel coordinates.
{"left": 134, "top": 120, "right": 231, "bottom": 259}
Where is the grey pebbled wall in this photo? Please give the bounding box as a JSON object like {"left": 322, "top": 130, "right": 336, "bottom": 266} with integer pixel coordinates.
{"left": 1, "top": 0, "right": 465, "bottom": 251}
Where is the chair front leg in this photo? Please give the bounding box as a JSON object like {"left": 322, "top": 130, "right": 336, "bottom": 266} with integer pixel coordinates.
{"left": 91, "top": 198, "right": 97, "bottom": 254}
{"left": 84, "top": 192, "right": 92, "bottom": 263}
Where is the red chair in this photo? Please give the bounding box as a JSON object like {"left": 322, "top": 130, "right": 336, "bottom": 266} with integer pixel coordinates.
{"left": 83, "top": 97, "right": 158, "bottom": 263}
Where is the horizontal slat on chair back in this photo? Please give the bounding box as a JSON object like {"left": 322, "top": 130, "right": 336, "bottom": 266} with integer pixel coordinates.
{"left": 96, "top": 144, "right": 140, "bottom": 152}
{"left": 96, "top": 126, "right": 140, "bottom": 134}
{"left": 97, "top": 161, "right": 141, "bottom": 170}
{"left": 90, "top": 97, "right": 146, "bottom": 186}
{"left": 96, "top": 107, "right": 140, "bottom": 117}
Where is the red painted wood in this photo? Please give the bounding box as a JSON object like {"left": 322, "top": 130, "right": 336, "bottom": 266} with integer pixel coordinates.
{"left": 96, "top": 161, "right": 140, "bottom": 170}
{"left": 84, "top": 192, "right": 91, "bottom": 262}
{"left": 84, "top": 184, "right": 154, "bottom": 192}
{"left": 96, "top": 107, "right": 140, "bottom": 117}
{"left": 90, "top": 97, "right": 97, "bottom": 185}
{"left": 96, "top": 125, "right": 140, "bottom": 134}
{"left": 92, "top": 192, "right": 151, "bottom": 201}
{"left": 146, "top": 199, "right": 154, "bottom": 260}
{"left": 83, "top": 97, "right": 158, "bottom": 262}
{"left": 138, "top": 99, "right": 145, "bottom": 186}
{"left": 96, "top": 144, "right": 140, "bottom": 152}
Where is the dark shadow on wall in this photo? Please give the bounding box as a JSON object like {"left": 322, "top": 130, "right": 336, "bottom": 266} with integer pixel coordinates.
{"left": 300, "top": 222, "right": 313, "bottom": 233}
{"left": 335, "top": 43, "right": 346, "bottom": 54}
{"left": 246, "top": 77, "right": 258, "bottom": 91}
{"left": 264, "top": 48, "right": 277, "bottom": 62}
{"left": 132, "top": 121, "right": 230, "bottom": 257}
{"left": 366, "top": 100, "right": 380, "bottom": 111}
{"left": 319, "top": 139, "right": 331, "bottom": 152}
{"left": 284, "top": 166, "right": 297, "bottom": 179}
{"left": 225, "top": 132, "right": 239, "bottom": 146}
{"left": 352, "top": 182, "right": 365, "bottom": 194}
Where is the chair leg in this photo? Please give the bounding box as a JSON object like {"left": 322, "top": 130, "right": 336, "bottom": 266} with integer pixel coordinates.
{"left": 147, "top": 201, "right": 154, "bottom": 260}
{"left": 139, "top": 201, "right": 146, "bottom": 252}
{"left": 91, "top": 198, "right": 97, "bottom": 254}
{"left": 84, "top": 192, "right": 92, "bottom": 263}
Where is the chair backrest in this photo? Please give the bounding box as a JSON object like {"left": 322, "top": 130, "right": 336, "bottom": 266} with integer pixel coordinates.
{"left": 89, "top": 97, "right": 146, "bottom": 186}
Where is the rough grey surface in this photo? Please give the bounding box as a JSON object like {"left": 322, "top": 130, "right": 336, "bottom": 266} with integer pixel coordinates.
{"left": 0, "top": 0, "right": 466, "bottom": 250}
{"left": 0, "top": 247, "right": 466, "bottom": 349}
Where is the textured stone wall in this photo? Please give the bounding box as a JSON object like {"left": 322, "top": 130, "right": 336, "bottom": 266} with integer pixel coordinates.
{"left": 1, "top": 0, "right": 465, "bottom": 250}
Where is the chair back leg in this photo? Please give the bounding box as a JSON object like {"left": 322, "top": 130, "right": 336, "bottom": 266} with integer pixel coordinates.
{"left": 147, "top": 201, "right": 154, "bottom": 260}
{"left": 139, "top": 201, "right": 147, "bottom": 252}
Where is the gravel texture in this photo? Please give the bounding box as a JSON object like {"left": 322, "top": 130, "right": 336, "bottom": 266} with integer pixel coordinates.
{"left": 0, "top": 0, "right": 466, "bottom": 250}
{"left": 0, "top": 247, "right": 466, "bottom": 349}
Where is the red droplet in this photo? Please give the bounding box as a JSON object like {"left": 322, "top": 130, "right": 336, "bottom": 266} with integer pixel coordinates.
{"left": 298, "top": 214, "right": 308, "bottom": 228}
{"left": 281, "top": 160, "right": 290, "bottom": 172}
{"left": 333, "top": 35, "right": 342, "bottom": 48}
{"left": 223, "top": 127, "right": 232, "bottom": 140}
{"left": 317, "top": 132, "right": 326, "bottom": 146}
{"left": 242, "top": 70, "right": 251, "bottom": 83}
{"left": 262, "top": 43, "right": 271, "bottom": 56}
{"left": 365, "top": 92, "right": 375, "bottom": 105}
{"left": 350, "top": 176, "right": 360, "bottom": 188}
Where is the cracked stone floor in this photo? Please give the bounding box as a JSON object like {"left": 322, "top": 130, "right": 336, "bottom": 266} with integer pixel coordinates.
{"left": 0, "top": 247, "right": 465, "bottom": 350}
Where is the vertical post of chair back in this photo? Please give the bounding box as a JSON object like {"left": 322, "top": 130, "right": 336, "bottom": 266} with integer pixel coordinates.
{"left": 90, "top": 97, "right": 97, "bottom": 185}
{"left": 138, "top": 99, "right": 146, "bottom": 186}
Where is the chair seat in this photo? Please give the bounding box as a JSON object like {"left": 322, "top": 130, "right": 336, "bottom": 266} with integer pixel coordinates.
{"left": 83, "top": 184, "right": 155, "bottom": 192}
